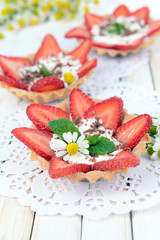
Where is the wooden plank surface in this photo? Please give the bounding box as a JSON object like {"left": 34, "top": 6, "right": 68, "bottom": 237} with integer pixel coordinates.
{"left": 0, "top": 195, "right": 34, "bottom": 240}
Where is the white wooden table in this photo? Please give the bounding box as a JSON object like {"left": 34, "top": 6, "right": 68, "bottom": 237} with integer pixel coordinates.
{"left": 1, "top": 6, "right": 160, "bottom": 239}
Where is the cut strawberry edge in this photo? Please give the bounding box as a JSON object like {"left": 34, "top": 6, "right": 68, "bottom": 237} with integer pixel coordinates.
{"left": 12, "top": 127, "right": 54, "bottom": 160}
{"left": 132, "top": 7, "right": 149, "bottom": 24}
{"left": 83, "top": 96, "right": 123, "bottom": 131}
{"left": 48, "top": 156, "right": 91, "bottom": 179}
{"left": 92, "top": 37, "right": 144, "bottom": 51}
{"left": 84, "top": 13, "right": 105, "bottom": 30}
{"left": 31, "top": 76, "right": 64, "bottom": 92}
{"left": 93, "top": 150, "right": 140, "bottom": 171}
{"left": 148, "top": 20, "right": 160, "bottom": 36}
{"left": 0, "top": 75, "right": 28, "bottom": 90}
{"left": 70, "top": 88, "right": 95, "bottom": 120}
{"left": 68, "top": 39, "right": 92, "bottom": 64}
{"left": 26, "top": 104, "right": 69, "bottom": 132}
{"left": 115, "top": 114, "right": 152, "bottom": 150}
{"left": 65, "top": 27, "right": 90, "bottom": 39}
{"left": 112, "top": 5, "right": 131, "bottom": 18}
{"left": 0, "top": 55, "right": 32, "bottom": 81}
{"left": 34, "top": 34, "right": 61, "bottom": 63}
{"left": 78, "top": 58, "right": 97, "bottom": 78}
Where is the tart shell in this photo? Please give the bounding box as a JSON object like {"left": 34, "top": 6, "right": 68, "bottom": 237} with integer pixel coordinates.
{"left": 0, "top": 54, "right": 94, "bottom": 103}
{"left": 30, "top": 99, "right": 151, "bottom": 182}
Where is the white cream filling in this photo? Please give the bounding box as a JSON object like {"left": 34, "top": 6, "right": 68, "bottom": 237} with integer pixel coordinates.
{"left": 50, "top": 118, "right": 122, "bottom": 165}
{"left": 91, "top": 16, "right": 148, "bottom": 46}
{"left": 19, "top": 53, "right": 81, "bottom": 87}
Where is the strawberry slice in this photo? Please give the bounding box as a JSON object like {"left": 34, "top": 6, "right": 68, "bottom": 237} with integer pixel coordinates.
{"left": 113, "top": 5, "right": 130, "bottom": 18}
{"left": 0, "top": 55, "right": 32, "bottom": 81}
{"left": 26, "top": 104, "right": 69, "bottom": 132}
{"left": 115, "top": 114, "right": 152, "bottom": 150}
{"left": 70, "top": 88, "right": 95, "bottom": 120}
{"left": 132, "top": 7, "right": 149, "bottom": 24}
{"left": 84, "top": 13, "right": 105, "bottom": 30}
{"left": 65, "top": 27, "right": 90, "bottom": 39}
{"left": 0, "top": 75, "right": 28, "bottom": 90}
{"left": 78, "top": 58, "right": 97, "bottom": 78}
{"left": 12, "top": 127, "right": 54, "bottom": 160}
{"left": 148, "top": 20, "right": 160, "bottom": 36}
{"left": 93, "top": 150, "right": 140, "bottom": 171}
{"left": 49, "top": 156, "right": 91, "bottom": 178}
{"left": 92, "top": 37, "right": 144, "bottom": 51}
{"left": 34, "top": 34, "right": 61, "bottom": 63}
{"left": 84, "top": 96, "right": 123, "bottom": 131}
{"left": 31, "top": 76, "right": 64, "bottom": 92}
{"left": 68, "top": 39, "right": 92, "bottom": 64}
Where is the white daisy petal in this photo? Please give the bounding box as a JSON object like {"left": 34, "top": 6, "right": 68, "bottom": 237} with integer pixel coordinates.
{"left": 72, "top": 132, "right": 78, "bottom": 142}
{"left": 78, "top": 141, "right": 89, "bottom": 149}
{"left": 63, "top": 132, "right": 69, "bottom": 143}
{"left": 56, "top": 150, "right": 67, "bottom": 157}
{"left": 63, "top": 154, "right": 70, "bottom": 161}
{"left": 79, "top": 148, "right": 89, "bottom": 155}
{"left": 77, "top": 134, "right": 85, "bottom": 144}
{"left": 50, "top": 139, "right": 66, "bottom": 151}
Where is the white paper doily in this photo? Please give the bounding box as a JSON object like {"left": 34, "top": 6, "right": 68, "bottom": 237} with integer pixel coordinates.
{"left": 1, "top": 84, "right": 160, "bottom": 220}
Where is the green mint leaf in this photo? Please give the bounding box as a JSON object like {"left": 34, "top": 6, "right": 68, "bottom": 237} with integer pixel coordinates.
{"left": 85, "top": 134, "right": 99, "bottom": 145}
{"left": 48, "top": 118, "right": 81, "bottom": 140}
{"left": 108, "top": 20, "right": 125, "bottom": 35}
{"left": 147, "top": 146, "right": 155, "bottom": 156}
{"left": 39, "top": 64, "right": 52, "bottom": 77}
{"left": 89, "top": 137, "right": 116, "bottom": 155}
{"left": 148, "top": 125, "right": 158, "bottom": 138}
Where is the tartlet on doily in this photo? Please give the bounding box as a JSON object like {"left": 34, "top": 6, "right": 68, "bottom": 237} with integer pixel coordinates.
{"left": 0, "top": 34, "right": 97, "bottom": 103}
{"left": 12, "top": 88, "right": 151, "bottom": 183}
{"left": 65, "top": 5, "right": 160, "bottom": 57}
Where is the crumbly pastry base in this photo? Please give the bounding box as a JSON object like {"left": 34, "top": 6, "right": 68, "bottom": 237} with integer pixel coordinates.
{"left": 0, "top": 54, "right": 93, "bottom": 103}
{"left": 30, "top": 99, "right": 151, "bottom": 182}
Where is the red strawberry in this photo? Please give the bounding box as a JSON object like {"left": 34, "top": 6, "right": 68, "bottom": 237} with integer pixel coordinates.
{"left": 84, "top": 96, "right": 123, "bottom": 131}
{"left": 65, "top": 27, "right": 90, "bottom": 39}
{"left": 12, "top": 127, "right": 54, "bottom": 160}
{"left": 68, "top": 39, "right": 92, "bottom": 64}
{"left": 148, "top": 20, "right": 160, "bottom": 36}
{"left": 78, "top": 58, "right": 97, "bottom": 78}
{"left": 92, "top": 36, "right": 144, "bottom": 51}
{"left": 70, "top": 88, "right": 95, "bottom": 120}
{"left": 0, "top": 55, "right": 32, "bottom": 81}
{"left": 26, "top": 104, "right": 69, "bottom": 132}
{"left": 132, "top": 7, "right": 149, "bottom": 24}
{"left": 34, "top": 34, "right": 61, "bottom": 63}
{"left": 84, "top": 13, "right": 105, "bottom": 30}
{"left": 113, "top": 5, "right": 130, "bottom": 18}
{"left": 31, "top": 76, "right": 64, "bottom": 92}
{"left": 115, "top": 114, "right": 152, "bottom": 150}
{"left": 0, "top": 75, "right": 28, "bottom": 90}
{"left": 93, "top": 150, "right": 140, "bottom": 171}
{"left": 49, "top": 156, "right": 91, "bottom": 178}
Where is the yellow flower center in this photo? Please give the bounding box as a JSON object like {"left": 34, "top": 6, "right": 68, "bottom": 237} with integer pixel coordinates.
{"left": 67, "top": 143, "right": 79, "bottom": 155}
{"left": 64, "top": 73, "right": 75, "bottom": 84}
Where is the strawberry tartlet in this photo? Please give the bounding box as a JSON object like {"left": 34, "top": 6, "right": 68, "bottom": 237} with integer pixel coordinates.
{"left": 12, "top": 88, "right": 152, "bottom": 182}
{"left": 65, "top": 5, "right": 160, "bottom": 56}
{"left": 0, "top": 34, "right": 97, "bottom": 103}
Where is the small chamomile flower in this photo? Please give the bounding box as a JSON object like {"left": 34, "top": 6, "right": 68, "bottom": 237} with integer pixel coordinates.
{"left": 62, "top": 67, "right": 78, "bottom": 85}
{"left": 50, "top": 132, "right": 89, "bottom": 163}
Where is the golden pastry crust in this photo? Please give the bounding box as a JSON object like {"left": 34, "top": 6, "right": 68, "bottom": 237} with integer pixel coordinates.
{"left": 30, "top": 99, "right": 151, "bottom": 182}
{"left": 0, "top": 54, "right": 94, "bottom": 103}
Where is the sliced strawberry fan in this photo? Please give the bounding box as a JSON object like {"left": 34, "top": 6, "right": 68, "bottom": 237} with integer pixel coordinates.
{"left": 65, "top": 5, "right": 160, "bottom": 56}
{"left": 12, "top": 88, "right": 152, "bottom": 182}
{"left": 0, "top": 34, "right": 97, "bottom": 103}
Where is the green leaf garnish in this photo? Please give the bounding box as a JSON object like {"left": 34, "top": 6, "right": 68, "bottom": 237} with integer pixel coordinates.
{"left": 48, "top": 118, "right": 81, "bottom": 140}
{"left": 39, "top": 64, "right": 52, "bottom": 77}
{"left": 85, "top": 134, "right": 99, "bottom": 145}
{"left": 148, "top": 125, "right": 158, "bottom": 138}
{"left": 108, "top": 20, "right": 125, "bottom": 35}
{"left": 89, "top": 137, "right": 116, "bottom": 155}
